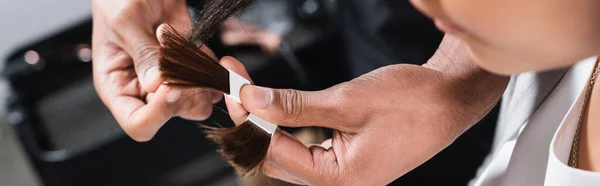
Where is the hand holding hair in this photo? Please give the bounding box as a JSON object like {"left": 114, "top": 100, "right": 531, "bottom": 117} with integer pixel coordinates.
{"left": 158, "top": 10, "right": 508, "bottom": 183}
{"left": 226, "top": 36, "right": 509, "bottom": 185}
{"left": 157, "top": 0, "right": 282, "bottom": 176}
{"left": 91, "top": 0, "right": 221, "bottom": 142}
{"left": 92, "top": 0, "right": 283, "bottom": 178}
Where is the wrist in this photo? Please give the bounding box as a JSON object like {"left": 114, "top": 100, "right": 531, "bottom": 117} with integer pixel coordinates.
{"left": 441, "top": 69, "right": 507, "bottom": 128}
{"left": 423, "top": 35, "right": 509, "bottom": 134}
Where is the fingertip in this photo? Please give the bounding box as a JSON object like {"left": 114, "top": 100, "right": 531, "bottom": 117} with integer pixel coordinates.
{"left": 124, "top": 107, "right": 160, "bottom": 142}
{"left": 155, "top": 23, "right": 186, "bottom": 46}
{"left": 145, "top": 93, "right": 155, "bottom": 103}
{"left": 220, "top": 56, "right": 239, "bottom": 64}
{"left": 224, "top": 95, "right": 249, "bottom": 125}
{"left": 110, "top": 96, "right": 157, "bottom": 142}
{"left": 156, "top": 23, "right": 169, "bottom": 45}
{"left": 321, "top": 139, "right": 333, "bottom": 149}
{"left": 142, "top": 66, "right": 162, "bottom": 93}
{"left": 177, "top": 92, "right": 213, "bottom": 121}
{"left": 211, "top": 92, "right": 223, "bottom": 104}
{"left": 125, "top": 128, "right": 155, "bottom": 142}
{"left": 219, "top": 56, "right": 251, "bottom": 80}
{"left": 164, "top": 88, "right": 181, "bottom": 103}
{"left": 219, "top": 56, "right": 241, "bottom": 68}
{"left": 200, "top": 44, "right": 218, "bottom": 61}
{"left": 126, "top": 85, "right": 173, "bottom": 142}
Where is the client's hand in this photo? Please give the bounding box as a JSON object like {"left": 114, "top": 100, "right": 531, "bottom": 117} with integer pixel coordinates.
{"left": 226, "top": 36, "right": 507, "bottom": 185}
{"left": 92, "top": 0, "right": 220, "bottom": 141}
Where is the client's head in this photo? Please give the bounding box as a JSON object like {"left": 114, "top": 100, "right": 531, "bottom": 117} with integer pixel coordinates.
{"left": 410, "top": 0, "right": 600, "bottom": 75}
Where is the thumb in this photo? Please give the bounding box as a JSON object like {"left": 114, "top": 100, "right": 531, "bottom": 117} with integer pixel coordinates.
{"left": 118, "top": 22, "right": 163, "bottom": 93}
{"left": 240, "top": 85, "right": 345, "bottom": 129}
{"left": 137, "top": 64, "right": 161, "bottom": 94}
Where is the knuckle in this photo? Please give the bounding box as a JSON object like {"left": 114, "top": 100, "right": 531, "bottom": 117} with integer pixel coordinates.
{"left": 122, "top": 124, "right": 152, "bottom": 142}
{"left": 133, "top": 43, "right": 159, "bottom": 68}
{"left": 278, "top": 89, "right": 304, "bottom": 122}
{"left": 106, "top": 12, "right": 122, "bottom": 29}
{"left": 130, "top": 134, "right": 152, "bottom": 142}
{"left": 327, "top": 84, "right": 354, "bottom": 115}
{"left": 189, "top": 91, "right": 214, "bottom": 120}
{"left": 326, "top": 83, "right": 373, "bottom": 128}
{"left": 123, "top": 0, "right": 146, "bottom": 15}
{"left": 108, "top": 3, "right": 132, "bottom": 28}
{"left": 309, "top": 147, "right": 341, "bottom": 185}
{"left": 122, "top": 115, "right": 154, "bottom": 142}
{"left": 260, "top": 163, "right": 275, "bottom": 178}
{"left": 265, "top": 133, "right": 285, "bottom": 163}
{"left": 211, "top": 93, "right": 223, "bottom": 104}
{"left": 91, "top": 0, "right": 100, "bottom": 7}
{"left": 329, "top": 83, "right": 354, "bottom": 105}
{"left": 193, "top": 102, "right": 213, "bottom": 121}
{"left": 107, "top": 0, "right": 148, "bottom": 30}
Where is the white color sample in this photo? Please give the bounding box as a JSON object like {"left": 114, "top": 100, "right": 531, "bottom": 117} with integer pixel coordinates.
{"left": 226, "top": 70, "right": 278, "bottom": 135}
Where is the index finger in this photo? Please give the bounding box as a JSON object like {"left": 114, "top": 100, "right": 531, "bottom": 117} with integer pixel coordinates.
{"left": 263, "top": 130, "right": 321, "bottom": 184}
{"left": 109, "top": 86, "right": 178, "bottom": 141}
{"left": 111, "top": 9, "right": 163, "bottom": 93}
{"left": 220, "top": 56, "right": 254, "bottom": 125}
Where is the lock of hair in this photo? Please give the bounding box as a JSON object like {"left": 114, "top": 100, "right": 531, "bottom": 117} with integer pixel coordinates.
{"left": 159, "top": 0, "right": 277, "bottom": 175}
{"left": 159, "top": 24, "right": 230, "bottom": 93}
{"left": 202, "top": 115, "right": 276, "bottom": 175}
{"left": 159, "top": 20, "right": 278, "bottom": 176}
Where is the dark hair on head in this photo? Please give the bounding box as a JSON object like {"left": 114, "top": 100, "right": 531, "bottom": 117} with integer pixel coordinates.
{"left": 158, "top": 0, "right": 271, "bottom": 176}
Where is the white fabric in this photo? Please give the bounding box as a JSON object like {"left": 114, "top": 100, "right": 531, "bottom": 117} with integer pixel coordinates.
{"left": 546, "top": 69, "right": 600, "bottom": 186}
{"left": 470, "top": 56, "right": 599, "bottom": 186}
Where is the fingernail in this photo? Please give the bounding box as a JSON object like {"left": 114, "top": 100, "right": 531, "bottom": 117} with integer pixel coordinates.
{"left": 144, "top": 66, "right": 159, "bottom": 87}
{"left": 165, "top": 90, "right": 181, "bottom": 103}
{"left": 247, "top": 86, "right": 272, "bottom": 109}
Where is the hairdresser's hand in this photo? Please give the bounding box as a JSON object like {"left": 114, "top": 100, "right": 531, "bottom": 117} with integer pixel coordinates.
{"left": 229, "top": 36, "right": 508, "bottom": 185}
{"left": 92, "top": 0, "right": 221, "bottom": 141}
{"left": 239, "top": 66, "right": 463, "bottom": 185}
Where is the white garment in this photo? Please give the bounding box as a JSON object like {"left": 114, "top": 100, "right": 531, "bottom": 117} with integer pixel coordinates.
{"left": 469, "top": 56, "right": 600, "bottom": 186}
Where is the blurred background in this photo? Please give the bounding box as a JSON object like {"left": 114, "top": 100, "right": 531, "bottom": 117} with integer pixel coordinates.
{"left": 0, "top": 0, "right": 499, "bottom": 185}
